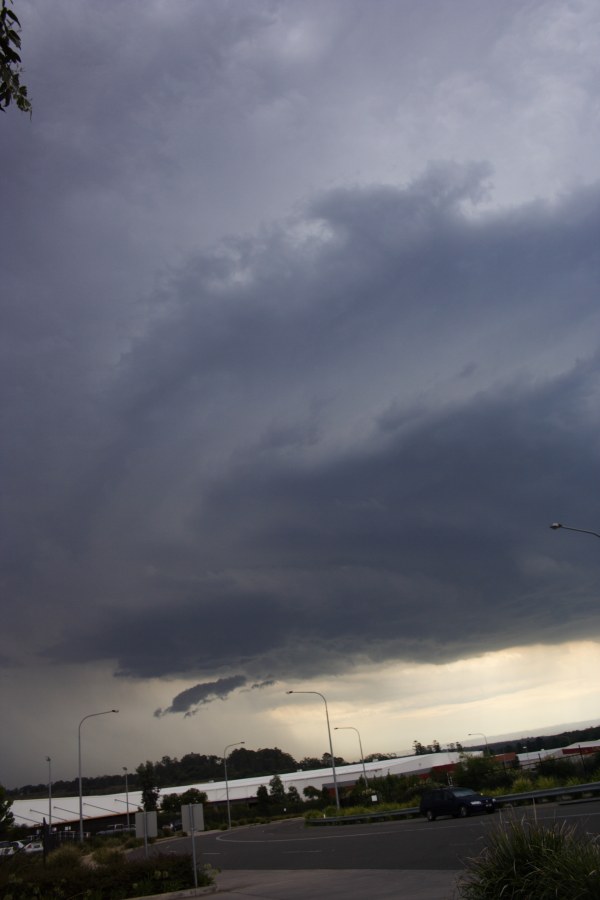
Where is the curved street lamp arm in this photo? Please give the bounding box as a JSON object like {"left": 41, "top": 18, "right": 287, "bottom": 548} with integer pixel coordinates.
{"left": 78, "top": 709, "right": 119, "bottom": 842}
{"left": 223, "top": 741, "right": 245, "bottom": 829}
{"left": 286, "top": 690, "right": 340, "bottom": 809}
{"left": 550, "top": 523, "right": 600, "bottom": 539}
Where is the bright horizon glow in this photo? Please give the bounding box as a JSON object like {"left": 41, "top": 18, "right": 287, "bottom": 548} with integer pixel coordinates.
{"left": 2, "top": 639, "right": 599, "bottom": 787}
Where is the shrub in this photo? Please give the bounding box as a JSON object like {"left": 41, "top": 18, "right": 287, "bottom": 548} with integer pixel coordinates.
{"left": 45, "top": 843, "right": 84, "bottom": 868}
{"left": 92, "top": 844, "right": 125, "bottom": 865}
{"left": 0, "top": 849, "right": 212, "bottom": 899}
{"left": 303, "top": 809, "right": 325, "bottom": 820}
{"left": 534, "top": 776, "right": 559, "bottom": 791}
{"left": 458, "top": 818, "right": 600, "bottom": 899}
{"left": 510, "top": 776, "right": 534, "bottom": 794}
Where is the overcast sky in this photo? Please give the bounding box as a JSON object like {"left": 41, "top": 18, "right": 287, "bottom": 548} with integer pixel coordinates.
{"left": 2, "top": 0, "right": 600, "bottom": 789}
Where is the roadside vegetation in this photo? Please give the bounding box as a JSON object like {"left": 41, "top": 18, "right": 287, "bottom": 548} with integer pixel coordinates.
{"left": 458, "top": 819, "right": 600, "bottom": 899}
{"left": 300, "top": 752, "right": 600, "bottom": 822}
{"left": 0, "top": 840, "right": 214, "bottom": 899}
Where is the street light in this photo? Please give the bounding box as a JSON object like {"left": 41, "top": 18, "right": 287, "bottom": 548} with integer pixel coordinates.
{"left": 123, "top": 767, "right": 130, "bottom": 829}
{"left": 468, "top": 732, "right": 490, "bottom": 754}
{"left": 223, "top": 741, "right": 245, "bottom": 829}
{"left": 334, "top": 726, "right": 368, "bottom": 787}
{"left": 550, "top": 522, "right": 600, "bottom": 539}
{"left": 31, "top": 807, "right": 69, "bottom": 822}
{"left": 115, "top": 797, "right": 140, "bottom": 812}
{"left": 46, "top": 756, "right": 52, "bottom": 830}
{"left": 286, "top": 690, "right": 340, "bottom": 809}
{"left": 78, "top": 709, "right": 118, "bottom": 842}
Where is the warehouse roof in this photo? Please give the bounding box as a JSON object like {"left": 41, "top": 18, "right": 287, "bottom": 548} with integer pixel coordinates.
{"left": 10, "top": 751, "right": 465, "bottom": 828}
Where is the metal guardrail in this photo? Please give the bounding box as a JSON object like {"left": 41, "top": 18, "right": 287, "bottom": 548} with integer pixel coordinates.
{"left": 305, "top": 781, "right": 600, "bottom": 826}
{"left": 492, "top": 781, "right": 600, "bottom": 806}
{"left": 307, "top": 806, "right": 420, "bottom": 825}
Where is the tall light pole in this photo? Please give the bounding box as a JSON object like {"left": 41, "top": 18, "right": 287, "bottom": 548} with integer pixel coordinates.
{"left": 335, "top": 726, "right": 368, "bottom": 787}
{"left": 550, "top": 522, "right": 600, "bottom": 539}
{"left": 287, "top": 690, "right": 340, "bottom": 809}
{"left": 46, "top": 756, "right": 52, "bottom": 830}
{"left": 78, "top": 709, "right": 118, "bottom": 842}
{"left": 122, "top": 767, "right": 130, "bottom": 829}
{"left": 468, "top": 732, "right": 490, "bottom": 754}
{"left": 223, "top": 741, "right": 245, "bottom": 829}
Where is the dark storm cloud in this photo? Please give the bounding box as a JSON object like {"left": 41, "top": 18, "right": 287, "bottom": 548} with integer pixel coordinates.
{"left": 154, "top": 675, "right": 276, "bottom": 720}
{"left": 4, "top": 0, "right": 600, "bottom": 789}
{"left": 6, "top": 163, "right": 600, "bottom": 685}
{"left": 45, "top": 358, "right": 600, "bottom": 679}
{"left": 154, "top": 675, "right": 247, "bottom": 718}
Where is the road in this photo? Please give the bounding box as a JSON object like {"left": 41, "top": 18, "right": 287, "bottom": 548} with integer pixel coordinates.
{"left": 139, "top": 800, "right": 600, "bottom": 872}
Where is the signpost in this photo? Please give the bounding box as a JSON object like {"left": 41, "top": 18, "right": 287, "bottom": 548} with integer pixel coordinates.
{"left": 181, "top": 803, "right": 204, "bottom": 889}
{"left": 135, "top": 811, "right": 157, "bottom": 859}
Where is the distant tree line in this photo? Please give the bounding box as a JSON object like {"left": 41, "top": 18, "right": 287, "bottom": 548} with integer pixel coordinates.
{"left": 7, "top": 747, "right": 349, "bottom": 799}
{"left": 498, "top": 725, "right": 600, "bottom": 755}
{"left": 8, "top": 724, "right": 600, "bottom": 799}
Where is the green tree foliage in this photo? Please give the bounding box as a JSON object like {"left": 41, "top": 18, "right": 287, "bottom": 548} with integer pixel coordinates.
{"left": 179, "top": 788, "right": 207, "bottom": 806}
{"left": 152, "top": 753, "right": 221, "bottom": 786}
{"left": 320, "top": 752, "right": 346, "bottom": 767}
{"left": 268, "top": 774, "right": 286, "bottom": 810}
{"left": 0, "top": 0, "right": 31, "bottom": 114}
{"left": 146, "top": 747, "right": 298, "bottom": 787}
{"left": 355, "top": 772, "right": 425, "bottom": 806}
{"left": 160, "top": 788, "right": 207, "bottom": 815}
{"left": 136, "top": 761, "right": 160, "bottom": 811}
{"left": 536, "top": 756, "right": 577, "bottom": 781}
{"left": 302, "top": 785, "right": 320, "bottom": 800}
{"left": 256, "top": 784, "right": 270, "bottom": 814}
{"left": 452, "top": 753, "right": 512, "bottom": 792}
{"left": 298, "top": 756, "right": 323, "bottom": 770}
{"left": 226, "top": 747, "right": 298, "bottom": 779}
{"left": 0, "top": 784, "right": 14, "bottom": 833}
{"left": 413, "top": 739, "right": 444, "bottom": 755}
{"left": 285, "top": 786, "right": 302, "bottom": 811}
{"left": 297, "top": 752, "right": 347, "bottom": 770}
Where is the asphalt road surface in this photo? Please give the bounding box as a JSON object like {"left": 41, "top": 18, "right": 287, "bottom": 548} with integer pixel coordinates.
{"left": 140, "top": 799, "right": 600, "bottom": 872}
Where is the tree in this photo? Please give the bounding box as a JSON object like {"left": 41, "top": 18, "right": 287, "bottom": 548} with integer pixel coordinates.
{"left": 179, "top": 788, "right": 207, "bottom": 806}
{"left": 160, "top": 788, "right": 207, "bottom": 815}
{"left": 0, "top": 784, "right": 14, "bottom": 833}
{"left": 136, "top": 761, "right": 160, "bottom": 811}
{"left": 302, "top": 785, "right": 320, "bottom": 800}
{"left": 298, "top": 757, "right": 323, "bottom": 770}
{"left": 1, "top": 0, "right": 31, "bottom": 114}
{"left": 256, "top": 784, "right": 270, "bottom": 815}
{"left": 268, "top": 774, "right": 286, "bottom": 810}
{"left": 160, "top": 793, "right": 182, "bottom": 815}
{"left": 286, "top": 786, "right": 302, "bottom": 811}
{"left": 452, "top": 753, "right": 512, "bottom": 791}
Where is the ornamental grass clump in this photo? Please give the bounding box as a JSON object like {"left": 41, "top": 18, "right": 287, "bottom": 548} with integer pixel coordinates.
{"left": 458, "top": 818, "right": 600, "bottom": 899}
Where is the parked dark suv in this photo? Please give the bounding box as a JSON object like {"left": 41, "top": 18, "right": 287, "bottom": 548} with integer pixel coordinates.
{"left": 420, "top": 786, "right": 496, "bottom": 821}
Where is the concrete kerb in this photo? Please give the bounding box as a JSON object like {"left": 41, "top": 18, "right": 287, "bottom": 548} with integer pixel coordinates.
{"left": 126, "top": 885, "right": 216, "bottom": 900}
